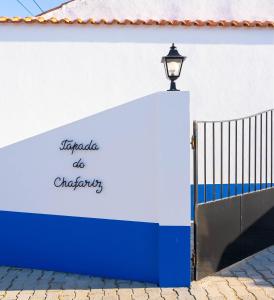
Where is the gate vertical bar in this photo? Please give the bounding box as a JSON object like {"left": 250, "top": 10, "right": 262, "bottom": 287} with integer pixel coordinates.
{"left": 204, "top": 123, "right": 207, "bottom": 203}
{"left": 242, "top": 119, "right": 245, "bottom": 194}
{"left": 266, "top": 111, "right": 268, "bottom": 188}
{"left": 260, "top": 113, "right": 262, "bottom": 190}
{"left": 220, "top": 122, "right": 223, "bottom": 199}
{"left": 271, "top": 111, "right": 273, "bottom": 187}
{"left": 213, "top": 122, "right": 216, "bottom": 200}
{"left": 255, "top": 115, "right": 257, "bottom": 191}
{"left": 248, "top": 117, "right": 251, "bottom": 192}
{"left": 228, "top": 121, "right": 231, "bottom": 197}
{"left": 235, "top": 120, "right": 238, "bottom": 195}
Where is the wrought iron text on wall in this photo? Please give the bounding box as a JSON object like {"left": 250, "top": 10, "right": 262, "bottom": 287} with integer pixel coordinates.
{"left": 53, "top": 139, "right": 103, "bottom": 193}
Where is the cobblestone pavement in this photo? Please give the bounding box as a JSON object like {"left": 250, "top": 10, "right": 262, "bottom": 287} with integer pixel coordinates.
{"left": 0, "top": 246, "right": 273, "bottom": 300}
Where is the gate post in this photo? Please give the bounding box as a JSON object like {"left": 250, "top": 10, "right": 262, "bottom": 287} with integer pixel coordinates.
{"left": 192, "top": 121, "right": 198, "bottom": 280}
{"left": 156, "top": 91, "right": 191, "bottom": 287}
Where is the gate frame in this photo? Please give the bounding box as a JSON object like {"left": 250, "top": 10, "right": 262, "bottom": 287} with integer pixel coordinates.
{"left": 192, "top": 109, "right": 274, "bottom": 280}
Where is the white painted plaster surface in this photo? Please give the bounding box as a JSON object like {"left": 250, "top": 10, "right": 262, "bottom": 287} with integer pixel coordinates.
{"left": 41, "top": 0, "right": 274, "bottom": 21}
{"left": 0, "top": 25, "right": 273, "bottom": 149}
{"left": 0, "top": 24, "right": 273, "bottom": 185}
{"left": 0, "top": 92, "right": 190, "bottom": 226}
{"left": 156, "top": 92, "right": 190, "bottom": 226}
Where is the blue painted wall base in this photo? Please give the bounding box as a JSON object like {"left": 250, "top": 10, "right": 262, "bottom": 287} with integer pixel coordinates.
{"left": 0, "top": 210, "right": 190, "bottom": 287}
{"left": 159, "top": 226, "right": 191, "bottom": 287}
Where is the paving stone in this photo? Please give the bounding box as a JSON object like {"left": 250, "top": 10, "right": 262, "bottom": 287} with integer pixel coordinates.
{"left": 90, "top": 288, "right": 104, "bottom": 295}
{"left": 214, "top": 281, "right": 238, "bottom": 300}
{"left": 246, "top": 287, "right": 272, "bottom": 300}
{"left": 30, "top": 290, "right": 47, "bottom": 300}
{"left": 245, "top": 271, "right": 264, "bottom": 280}
{"left": 262, "top": 252, "right": 274, "bottom": 259}
{"left": 201, "top": 275, "right": 227, "bottom": 284}
{"left": 189, "top": 284, "right": 208, "bottom": 300}
{"left": 267, "top": 278, "right": 274, "bottom": 285}
{"left": 160, "top": 288, "right": 177, "bottom": 300}
{"left": 201, "top": 282, "right": 225, "bottom": 299}
{"left": 16, "top": 292, "right": 34, "bottom": 300}
{"left": 33, "top": 282, "right": 49, "bottom": 290}
{"left": 118, "top": 296, "right": 132, "bottom": 300}
{"left": 132, "top": 288, "right": 147, "bottom": 297}
{"left": 253, "top": 278, "right": 273, "bottom": 287}
{"left": 174, "top": 288, "right": 195, "bottom": 300}
{"left": 90, "top": 290, "right": 104, "bottom": 300}
{"left": 262, "top": 285, "right": 274, "bottom": 298}
{"left": 117, "top": 288, "right": 132, "bottom": 300}
{"left": 238, "top": 296, "right": 256, "bottom": 300}
{"left": 0, "top": 246, "right": 274, "bottom": 300}
{"left": 229, "top": 283, "right": 256, "bottom": 299}
{"left": 45, "top": 295, "right": 59, "bottom": 300}
{"left": 253, "top": 257, "right": 270, "bottom": 264}
{"left": 61, "top": 290, "right": 75, "bottom": 296}
{"left": 265, "top": 262, "right": 274, "bottom": 270}
{"left": 226, "top": 276, "right": 244, "bottom": 286}
{"left": 160, "top": 288, "right": 176, "bottom": 295}
{"left": 250, "top": 263, "right": 268, "bottom": 271}
{"left": 0, "top": 268, "right": 9, "bottom": 278}
{"left": 90, "top": 278, "right": 105, "bottom": 289}
{"left": 39, "top": 271, "right": 54, "bottom": 281}
{"left": 131, "top": 282, "right": 146, "bottom": 288}
{"left": 218, "top": 269, "right": 233, "bottom": 276}
{"left": 3, "top": 291, "right": 19, "bottom": 298}
{"left": 74, "top": 290, "right": 89, "bottom": 300}
{"left": 241, "top": 266, "right": 259, "bottom": 274}
{"left": 144, "top": 287, "right": 162, "bottom": 299}
{"left": 59, "top": 296, "right": 74, "bottom": 300}
{"left": 146, "top": 292, "right": 163, "bottom": 300}
{"left": 131, "top": 295, "right": 148, "bottom": 300}
{"left": 103, "top": 279, "right": 117, "bottom": 288}
{"left": 267, "top": 246, "right": 274, "bottom": 254}
{"left": 104, "top": 289, "right": 118, "bottom": 297}
{"left": 117, "top": 282, "right": 132, "bottom": 288}
{"left": 233, "top": 270, "right": 248, "bottom": 277}
{"left": 102, "top": 296, "right": 119, "bottom": 300}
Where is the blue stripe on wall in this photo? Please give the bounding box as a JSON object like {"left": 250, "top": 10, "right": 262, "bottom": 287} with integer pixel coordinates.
{"left": 0, "top": 210, "right": 190, "bottom": 287}
{"left": 191, "top": 183, "right": 273, "bottom": 219}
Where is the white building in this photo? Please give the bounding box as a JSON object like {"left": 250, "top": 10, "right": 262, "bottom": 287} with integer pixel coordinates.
{"left": 0, "top": 0, "right": 273, "bottom": 287}
{"left": 0, "top": 0, "right": 273, "bottom": 147}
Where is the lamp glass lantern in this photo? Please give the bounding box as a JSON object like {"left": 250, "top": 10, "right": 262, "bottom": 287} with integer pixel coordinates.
{"left": 161, "top": 43, "right": 186, "bottom": 91}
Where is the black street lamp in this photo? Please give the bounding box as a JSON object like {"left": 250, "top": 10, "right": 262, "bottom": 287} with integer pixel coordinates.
{"left": 161, "top": 43, "right": 186, "bottom": 91}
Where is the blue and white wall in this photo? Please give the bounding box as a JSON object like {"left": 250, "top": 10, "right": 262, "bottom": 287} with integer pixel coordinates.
{"left": 0, "top": 24, "right": 273, "bottom": 149}
{"left": 0, "top": 92, "right": 191, "bottom": 287}
{"left": 0, "top": 21, "right": 273, "bottom": 285}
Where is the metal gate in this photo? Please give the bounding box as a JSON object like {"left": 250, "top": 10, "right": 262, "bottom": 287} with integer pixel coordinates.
{"left": 192, "top": 108, "right": 274, "bottom": 280}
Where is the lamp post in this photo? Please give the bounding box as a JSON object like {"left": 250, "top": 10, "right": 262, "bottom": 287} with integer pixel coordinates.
{"left": 161, "top": 43, "right": 186, "bottom": 91}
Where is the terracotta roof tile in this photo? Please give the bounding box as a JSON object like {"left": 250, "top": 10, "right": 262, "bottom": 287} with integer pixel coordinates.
{"left": 0, "top": 17, "right": 273, "bottom": 28}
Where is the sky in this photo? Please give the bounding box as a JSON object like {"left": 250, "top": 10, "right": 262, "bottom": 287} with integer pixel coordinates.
{"left": 0, "top": 0, "right": 66, "bottom": 17}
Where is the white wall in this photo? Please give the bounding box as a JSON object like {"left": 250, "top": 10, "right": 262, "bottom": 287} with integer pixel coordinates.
{"left": 0, "top": 24, "right": 273, "bottom": 150}
{"left": 41, "top": 0, "right": 274, "bottom": 21}
{"left": 0, "top": 92, "right": 190, "bottom": 226}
